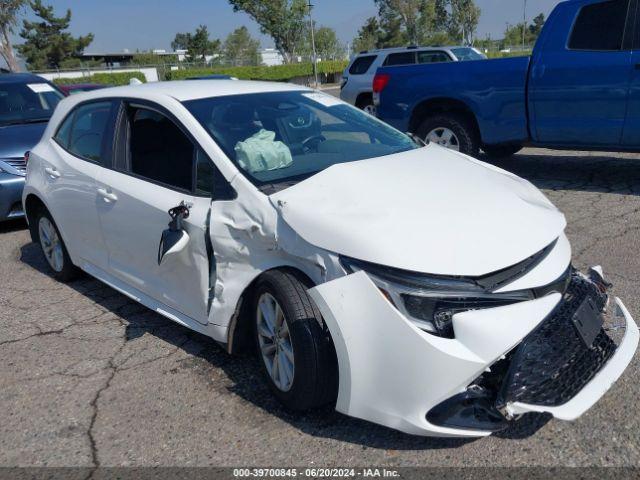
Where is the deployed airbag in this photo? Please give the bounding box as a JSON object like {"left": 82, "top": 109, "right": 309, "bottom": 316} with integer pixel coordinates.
{"left": 235, "top": 129, "right": 293, "bottom": 173}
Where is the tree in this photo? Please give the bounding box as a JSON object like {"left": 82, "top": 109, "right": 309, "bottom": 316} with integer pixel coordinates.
{"left": 172, "top": 25, "right": 221, "bottom": 62}
{"left": 313, "top": 26, "right": 345, "bottom": 61}
{"left": 171, "top": 33, "right": 190, "bottom": 51}
{"left": 17, "top": 0, "right": 93, "bottom": 70}
{"left": 0, "top": 0, "right": 26, "bottom": 72}
{"left": 529, "top": 13, "right": 545, "bottom": 37}
{"left": 223, "top": 26, "right": 260, "bottom": 66}
{"left": 449, "top": 0, "right": 480, "bottom": 45}
{"left": 227, "top": 0, "right": 308, "bottom": 63}
{"left": 503, "top": 13, "right": 545, "bottom": 48}
{"left": 352, "top": 17, "right": 382, "bottom": 53}
{"left": 352, "top": 0, "right": 465, "bottom": 50}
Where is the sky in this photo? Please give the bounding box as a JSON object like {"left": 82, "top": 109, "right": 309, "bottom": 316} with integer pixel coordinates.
{"left": 10, "top": 0, "right": 563, "bottom": 53}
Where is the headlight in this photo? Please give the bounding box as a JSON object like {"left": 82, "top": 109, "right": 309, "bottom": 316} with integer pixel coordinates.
{"left": 340, "top": 256, "right": 533, "bottom": 338}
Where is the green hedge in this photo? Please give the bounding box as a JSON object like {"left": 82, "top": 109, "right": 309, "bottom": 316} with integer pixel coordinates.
{"left": 485, "top": 50, "right": 532, "bottom": 59}
{"left": 164, "top": 60, "right": 348, "bottom": 82}
{"left": 52, "top": 71, "right": 147, "bottom": 86}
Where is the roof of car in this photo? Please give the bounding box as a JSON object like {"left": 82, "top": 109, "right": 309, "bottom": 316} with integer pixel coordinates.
{"left": 77, "top": 80, "right": 312, "bottom": 102}
{"left": 355, "top": 45, "right": 471, "bottom": 56}
{"left": 0, "top": 72, "right": 50, "bottom": 84}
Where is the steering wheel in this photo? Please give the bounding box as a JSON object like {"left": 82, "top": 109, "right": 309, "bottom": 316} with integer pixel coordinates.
{"left": 301, "top": 134, "right": 326, "bottom": 152}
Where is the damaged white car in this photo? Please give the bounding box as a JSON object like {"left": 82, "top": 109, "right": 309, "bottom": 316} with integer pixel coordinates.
{"left": 23, "top": 81, "right": 638, "bottom": 437}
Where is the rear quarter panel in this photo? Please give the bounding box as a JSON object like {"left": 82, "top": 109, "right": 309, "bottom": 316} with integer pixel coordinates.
{"left": 377, "top": 57, "right": 531, "bottom": 145}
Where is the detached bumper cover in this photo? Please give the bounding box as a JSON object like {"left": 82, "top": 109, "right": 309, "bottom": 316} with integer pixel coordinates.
{"left": 506, "top": 297, "right": 638, "bottom": 420}
{"left": 309, "top": 271, "right": 638, "bottom": 437}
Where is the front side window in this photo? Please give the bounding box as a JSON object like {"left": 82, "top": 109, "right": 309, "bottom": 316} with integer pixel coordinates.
{"left": 417, "top": 51, "right": 452, "bottom": 64}
{"left": 184, "top": 91, "right": 417, "bottom": 192}
{"left": 125, "top": 106, "right": 194, "bottom": 192}
{"left": 348, "top": 55, "right": 377, "bottom": 75}
{"left": 568, "top": 0, "right": 630, "bottom": 51}
{"left": 0, "top": 82, "right": 63, "bottom": 127}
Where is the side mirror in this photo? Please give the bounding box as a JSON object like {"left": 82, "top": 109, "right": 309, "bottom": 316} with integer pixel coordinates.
{"left": 157, "top": 202, "right": 191, "bottom": 265}
{"left": 158, "top": 228, "right": 190, "bottom": 265}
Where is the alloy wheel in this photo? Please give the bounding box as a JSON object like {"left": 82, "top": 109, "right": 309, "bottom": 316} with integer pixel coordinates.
{"left": 363, "top": 104, "right": 377, "bottom": 116}
{"left": 38, "top": 217, "right": 64, "bottom": 272}
{"left": 256, "top": 293, "right": 295, "bottom": 392}
{"left": 426, "top": 127, "right": 461, "bottom": 151}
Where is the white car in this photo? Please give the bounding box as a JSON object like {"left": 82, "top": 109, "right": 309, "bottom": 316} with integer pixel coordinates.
{"left": 23, "top": 81, "right": 638, "bottom": 437}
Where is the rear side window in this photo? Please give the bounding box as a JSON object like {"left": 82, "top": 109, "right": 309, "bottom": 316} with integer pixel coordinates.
{"left": 55, "top": 101, "right": 114, "bottom": 164}
{"left": 383, "top": 52, "right": 416, "bottom": 66}
{"left": 417, "top": 51, "right": 451, "bottom": 64}
{"left": 349, "top": 55, "right": 377, "bottom": 75}
{"left": 568, "top": 0, "right": 630, "bottom": 51}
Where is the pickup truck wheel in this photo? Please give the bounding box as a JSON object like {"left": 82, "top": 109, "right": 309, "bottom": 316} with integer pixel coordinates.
{"left": 417, "top": 113, "right": 480, "bottom": 157}
{"left": 253, "top": 270, "right": 338, "bottom": 411}
{"left": 482, "top": 144, "right": 523, "bottom": 159}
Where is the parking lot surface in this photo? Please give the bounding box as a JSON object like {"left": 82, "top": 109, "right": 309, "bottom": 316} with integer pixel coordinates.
{"left": 1, "top": 147, "right": 640, "bottom": 467}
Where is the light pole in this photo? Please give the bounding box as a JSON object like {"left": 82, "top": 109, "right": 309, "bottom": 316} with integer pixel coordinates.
{"left": 307, "top": 0, "right": 318, "bottom": 88}
{"left": 522, "top": 0, "right": 527, "bottom": 50}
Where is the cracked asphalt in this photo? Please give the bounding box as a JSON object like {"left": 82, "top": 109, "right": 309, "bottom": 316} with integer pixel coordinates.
{"left": 1, "top": 147, "right": 640, "bottom": 468}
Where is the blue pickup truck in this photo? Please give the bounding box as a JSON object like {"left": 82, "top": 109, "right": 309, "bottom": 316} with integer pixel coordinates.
{"left": 374, "top": 0, "right": 639, "bottom": 158}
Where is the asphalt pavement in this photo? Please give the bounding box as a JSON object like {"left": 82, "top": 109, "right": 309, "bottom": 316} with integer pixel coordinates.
{"left": 1, "top": 147, "right": 640, "bottom": 468}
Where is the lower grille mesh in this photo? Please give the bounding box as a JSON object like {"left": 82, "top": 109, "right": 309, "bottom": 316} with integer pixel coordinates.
{"left": 499, "top": 273, "right": 616, "bottom": 407}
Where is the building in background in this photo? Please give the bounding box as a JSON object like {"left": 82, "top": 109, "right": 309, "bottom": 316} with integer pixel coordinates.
{"left": 260, "top": 48, "right": 283, "bottom": 66}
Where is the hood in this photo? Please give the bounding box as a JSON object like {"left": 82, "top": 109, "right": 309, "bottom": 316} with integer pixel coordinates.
{"left": 0, "top": 122, "right": 47, "bottom": 159}
{"left": 270, "top": 144, "right": 566, "bottom": 276}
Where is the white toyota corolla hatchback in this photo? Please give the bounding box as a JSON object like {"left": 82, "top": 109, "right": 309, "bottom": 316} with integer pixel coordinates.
{"left": 23, "top": 80, "right": 638, "bottom": 437}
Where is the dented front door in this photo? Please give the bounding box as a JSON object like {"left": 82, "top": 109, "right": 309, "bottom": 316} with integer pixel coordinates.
{"left": 95, "top": 170, "right": 212, "bottom": 325}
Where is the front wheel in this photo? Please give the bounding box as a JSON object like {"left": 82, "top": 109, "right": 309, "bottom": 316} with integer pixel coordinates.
{"left": 253, "top": 270, "right": 337, "bottom": 411}
{"left": 417, "top": 113, "right": 480, "bottom": 157}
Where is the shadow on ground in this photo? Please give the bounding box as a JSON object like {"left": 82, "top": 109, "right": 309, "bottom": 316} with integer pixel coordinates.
{"left": 481, "top": 151, "right": 640, "bottom": 196}
{"left": 0, "top": 218, "right": 27, "bottom": 234}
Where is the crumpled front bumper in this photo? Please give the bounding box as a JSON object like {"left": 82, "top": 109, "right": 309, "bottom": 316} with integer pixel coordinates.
{"left": 308, "top": 270, "right": 638, "bottom": 437}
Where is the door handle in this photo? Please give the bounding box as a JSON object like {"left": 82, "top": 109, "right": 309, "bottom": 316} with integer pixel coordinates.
{"left": 97, "top": 188, "right": 118, "bottom": 203}
{"left": 44, "top": 167, "right": 61, "bottom": 179}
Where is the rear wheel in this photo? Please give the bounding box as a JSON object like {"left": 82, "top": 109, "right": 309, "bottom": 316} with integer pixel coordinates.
{"left": 253, "top": 270, "right": 337, "bottom": 410}
{"left": 35, "top": 209, "right": 78, "bottom": 282}
{"left": 356, "top": 94, "right": 376, "bottom": 115}
{"left": 482, "top": 143, "right": 523, "bottom": 159}
{"left": 417, "top": 113, "right": 480, "bottom": 157}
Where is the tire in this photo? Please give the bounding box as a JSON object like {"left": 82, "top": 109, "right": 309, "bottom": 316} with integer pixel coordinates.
{"left": 482, "top": 143, "right": 523, "bottom": 159}
{"left": 252, "top": 270, "right": 337, "bottom": 411}
{"left": 34, "top": 208, "right": 78, "bottom": 282}
{"left": 356, "top": 94, "right": 376, "bottom": 115}
{"left": 417, "top": 112, "right": 480, "bottom": 157}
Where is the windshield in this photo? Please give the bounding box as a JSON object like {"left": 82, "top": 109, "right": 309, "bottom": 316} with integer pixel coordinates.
{"left": 183, "top": 90, "right": 417, "bottom": 191}
{"left": 0, "top": 82, "right": 63, "bottom": 127}
{"left": 450, "top": 47, "right": 486, "bottom": 61}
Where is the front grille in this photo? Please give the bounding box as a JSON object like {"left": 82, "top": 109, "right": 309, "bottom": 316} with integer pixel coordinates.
{"left": 4, "top": 158, "right": 27, "bottom": 173}
{"left": 498, "top": 273, "right": 617, "bottom": 407}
